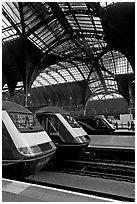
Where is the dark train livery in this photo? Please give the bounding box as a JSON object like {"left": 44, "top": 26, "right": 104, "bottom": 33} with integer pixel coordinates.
{"left": 2, "top": 101, "right": 56, "bottom": 178}
{"left": 36, "top": 106, "right": 91, "bottom": 159}
{"left": 76, "top": 115, "right": 115, "bottom": 135}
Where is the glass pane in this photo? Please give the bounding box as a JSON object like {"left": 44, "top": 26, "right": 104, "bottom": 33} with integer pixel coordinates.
{"left": 9, "top": 112, "right": 42, "bottom": 130}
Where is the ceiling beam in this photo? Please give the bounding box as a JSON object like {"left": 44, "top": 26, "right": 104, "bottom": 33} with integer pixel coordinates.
{"left": 2, "top": 9, "right": 21, "bottom": 35}
{"left": 18, "top": 2, "right": 26, "bottom": 37}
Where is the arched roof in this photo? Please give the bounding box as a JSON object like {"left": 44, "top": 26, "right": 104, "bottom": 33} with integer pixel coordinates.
{"left": 2, "top": 2, "right": 135, "bottom": 110}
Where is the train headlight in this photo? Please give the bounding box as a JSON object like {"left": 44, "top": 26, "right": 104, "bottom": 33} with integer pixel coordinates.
{"left": 75, "top": 137, "right": 82, "bottom": 143}
{"left": 81, "top": 136, "right": 87, "bottom": 142}
{"left": 76, "top": 135, "right": 90, "bottom": 143}
{"left": 84, "top": 135, "right": 91, "bottom": 141}
{"left": 50, "top": 141, "right": 56, "bottom": 149}
{"left": 19, "top": 147, "right": 34, "bottom": 156}
{"left": 31, "top": 145, "right": 42, "bottom": 154}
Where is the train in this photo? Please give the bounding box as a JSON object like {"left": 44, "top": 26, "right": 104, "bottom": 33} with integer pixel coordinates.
{"left": 75, "top": 115, "right": 115, "bottom": 135}
{"left": 35, "top": 106, "right": 91, "bottom": 159}
{"left": 2, "top": 101, "right": 56, "bottom": 179}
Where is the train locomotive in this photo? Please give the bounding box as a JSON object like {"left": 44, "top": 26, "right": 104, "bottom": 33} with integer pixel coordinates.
{"left": 76, "top": 115, "right": 115, "bottom": 135}
{"left": 35, "top": 106, "right": 91, "bottom": 159}
{"left": 2, "top": 101, "right": 56, "bottom": 179}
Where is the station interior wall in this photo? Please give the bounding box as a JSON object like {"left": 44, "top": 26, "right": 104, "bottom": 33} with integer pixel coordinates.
{"left": 85, "top": 98, "right": 134, "bottom": 119}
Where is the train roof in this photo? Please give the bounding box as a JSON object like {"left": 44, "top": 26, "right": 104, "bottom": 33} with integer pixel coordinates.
{"left": 2, "top": 100, "right": 32, "bottom": 114}
{"left": 36, "top": 106, "right": 68, "bottom": 115}
{"left": 76, "top": 115, "right": 105, "bottom": 120}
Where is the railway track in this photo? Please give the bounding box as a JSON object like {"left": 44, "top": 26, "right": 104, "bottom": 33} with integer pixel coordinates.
{"left": 82, "top": 146, "right": 135, "bottom": 162}
{"left": 4, "top": 150, "right": 135, "bottom": 202}
{"left": 13, "top": 157, "right": 135, "bottom": 202}
{"left": 49, "top": 158, "right": 135, "bottom": 183}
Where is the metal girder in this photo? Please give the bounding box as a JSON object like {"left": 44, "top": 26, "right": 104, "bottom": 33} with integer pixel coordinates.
{"left": 2, "top": 8, "right": 21, "bottom": 35}
{"left": 18, "top": 2, "right": 26, "bottom": 37}
{"left": 87, "top": 44, "right": 112, "bottom": 81}
{"left": 49, "top": 2, "right": 74, "bottom": 36}
{"left": 29, "top": 53, "right": 64, "bottom": 89}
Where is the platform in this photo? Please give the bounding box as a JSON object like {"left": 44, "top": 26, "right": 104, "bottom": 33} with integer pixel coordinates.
{"left": 2, "top": 178, "right": 115, "bottom": 202}
{"left": 89, "top": 133, "right": 135, "bottom": 150}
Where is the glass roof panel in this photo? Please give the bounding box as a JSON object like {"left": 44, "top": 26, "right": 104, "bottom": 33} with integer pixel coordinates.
{"left": 58, "top": 69, "right": 75, "bottom": 82}
{"left": 39, "top": 73, "right": 57, "bottom": 85}
{"left": 48, "top": 19, "right": 65, "bottom": 37}
{"left": 90, "top": 92, "right": 122, "bottom": 101}
{"left": 32, "top": 68, "right": 71, "bottom": 88}
{"left": 85, "top": 37, "right": 105, "bottom": 56}
{"left": 89, "top": 84, "right": 104, "bottom": 94}
{"left": 75, "top": 14, "right": 94, "bottom": 30}
{"left": 65, "top": 15, "right": 79, "bottom": 30}
{"left": 90, "top": 80, "right": 102, "bottom": 88}
{"left": 24, "top": 10, "right": 40, "bottom": 29}
{"left": 29, "top": 34, "right": 45, "bottom": 49}
{"left": 36, "top": 75, "right": 49, "bottom": 86}
{"left": 68, "top": 67, "right": 84, "bottom": 81}
{"left": 34, "top": 62, "right": 85, "bottom": 86}
{"left": 69, "top": 2, "right": 87, "bottom": 8}
{"left": 77, "top": 62, "right": 89, "bottom": 79}
{"left": 88, "top": 68, "right": 119, "bottom": 95}
{"left": 52, "top": 39, "right": 77, "bottom": 54}
{"left": 49, "top": 71, "right": 66, "bottom": 83}
{"left": 93, "top": 16, "right": 103, "bottom": 31}
{"left": 101, "top": 51, "right": 133, "bottom": 75}
{"left": 49, "top": 64, "right": 62, "bottom": 71}
{"left": 3, "top": 2, "right": 20, "bottom": 24}
{"left": 115, "top": 57, "right": 133, "bottom": 74}
{"left": 30, "top": 2, "right": 53, "bottom": 20}
{"left": 32, "top": 79, "right": 42, "bottom": 87}
{"left": 2, "top": 2, "right": 21, "bottom": 43}
{"left": 41, "top": 32, "right": 56, "bottom": 45}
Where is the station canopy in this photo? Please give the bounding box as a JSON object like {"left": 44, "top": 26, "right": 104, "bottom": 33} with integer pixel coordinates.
{"left": 2, "top": 2, "right": 135, "bottom": 111}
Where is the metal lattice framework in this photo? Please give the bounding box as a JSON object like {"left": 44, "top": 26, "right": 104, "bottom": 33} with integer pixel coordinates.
{"left": 2, "top": 2, "right": 135, "bottom": 110}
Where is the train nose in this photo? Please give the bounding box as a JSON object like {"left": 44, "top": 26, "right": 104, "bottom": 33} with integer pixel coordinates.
{"left": 19, "top": 141, "right": 56, "bottom": 156}
{"left": 18, "top": 146, "right": 36, "bottom": 156}
{"left": 76, "top": 135, "right": 91, "bottom": 143}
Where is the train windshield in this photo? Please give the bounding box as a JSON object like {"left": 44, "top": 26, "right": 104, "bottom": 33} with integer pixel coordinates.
{"left": 94, "top": 117, "right": 114, "bottom": 130}
{"left": 9, "top": 112, "right": 43, "bottom": 132}
{"left": 63, "top": 115, "right": 81, "bottom": 128}
{"left": 101, "top": 117, "right": 114, "bottom": 129}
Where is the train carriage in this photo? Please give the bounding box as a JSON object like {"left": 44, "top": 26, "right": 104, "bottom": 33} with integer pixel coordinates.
{"left": 36, "top": 106, "right": 91, "bottom": 159}
{"left": 2, "top": 101, "right": 56, "bottom": 179}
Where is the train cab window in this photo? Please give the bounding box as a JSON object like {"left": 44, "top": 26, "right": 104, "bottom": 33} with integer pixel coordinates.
{"left": 37, "top": 114, "right": 76, "bottom": 143}
{"left": 95, "top": 118, "right": 107, "bottom": 130}
{"left": 39, "top": 115, "right": 65, "bottom": 144}
{"left": 95, "top": 119, "right": 102, "bottom": 130}
{"left": 101, "top": 119, "right": 108, "bottom": 129}
{"left": 50, "top": 115, "right": 75, "bottom": 143}
{"left": 9, "top": 112, "right": 43, "bottom": 132}
{"left": 63, "top": 115, "right": 81, "bottom": 128}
